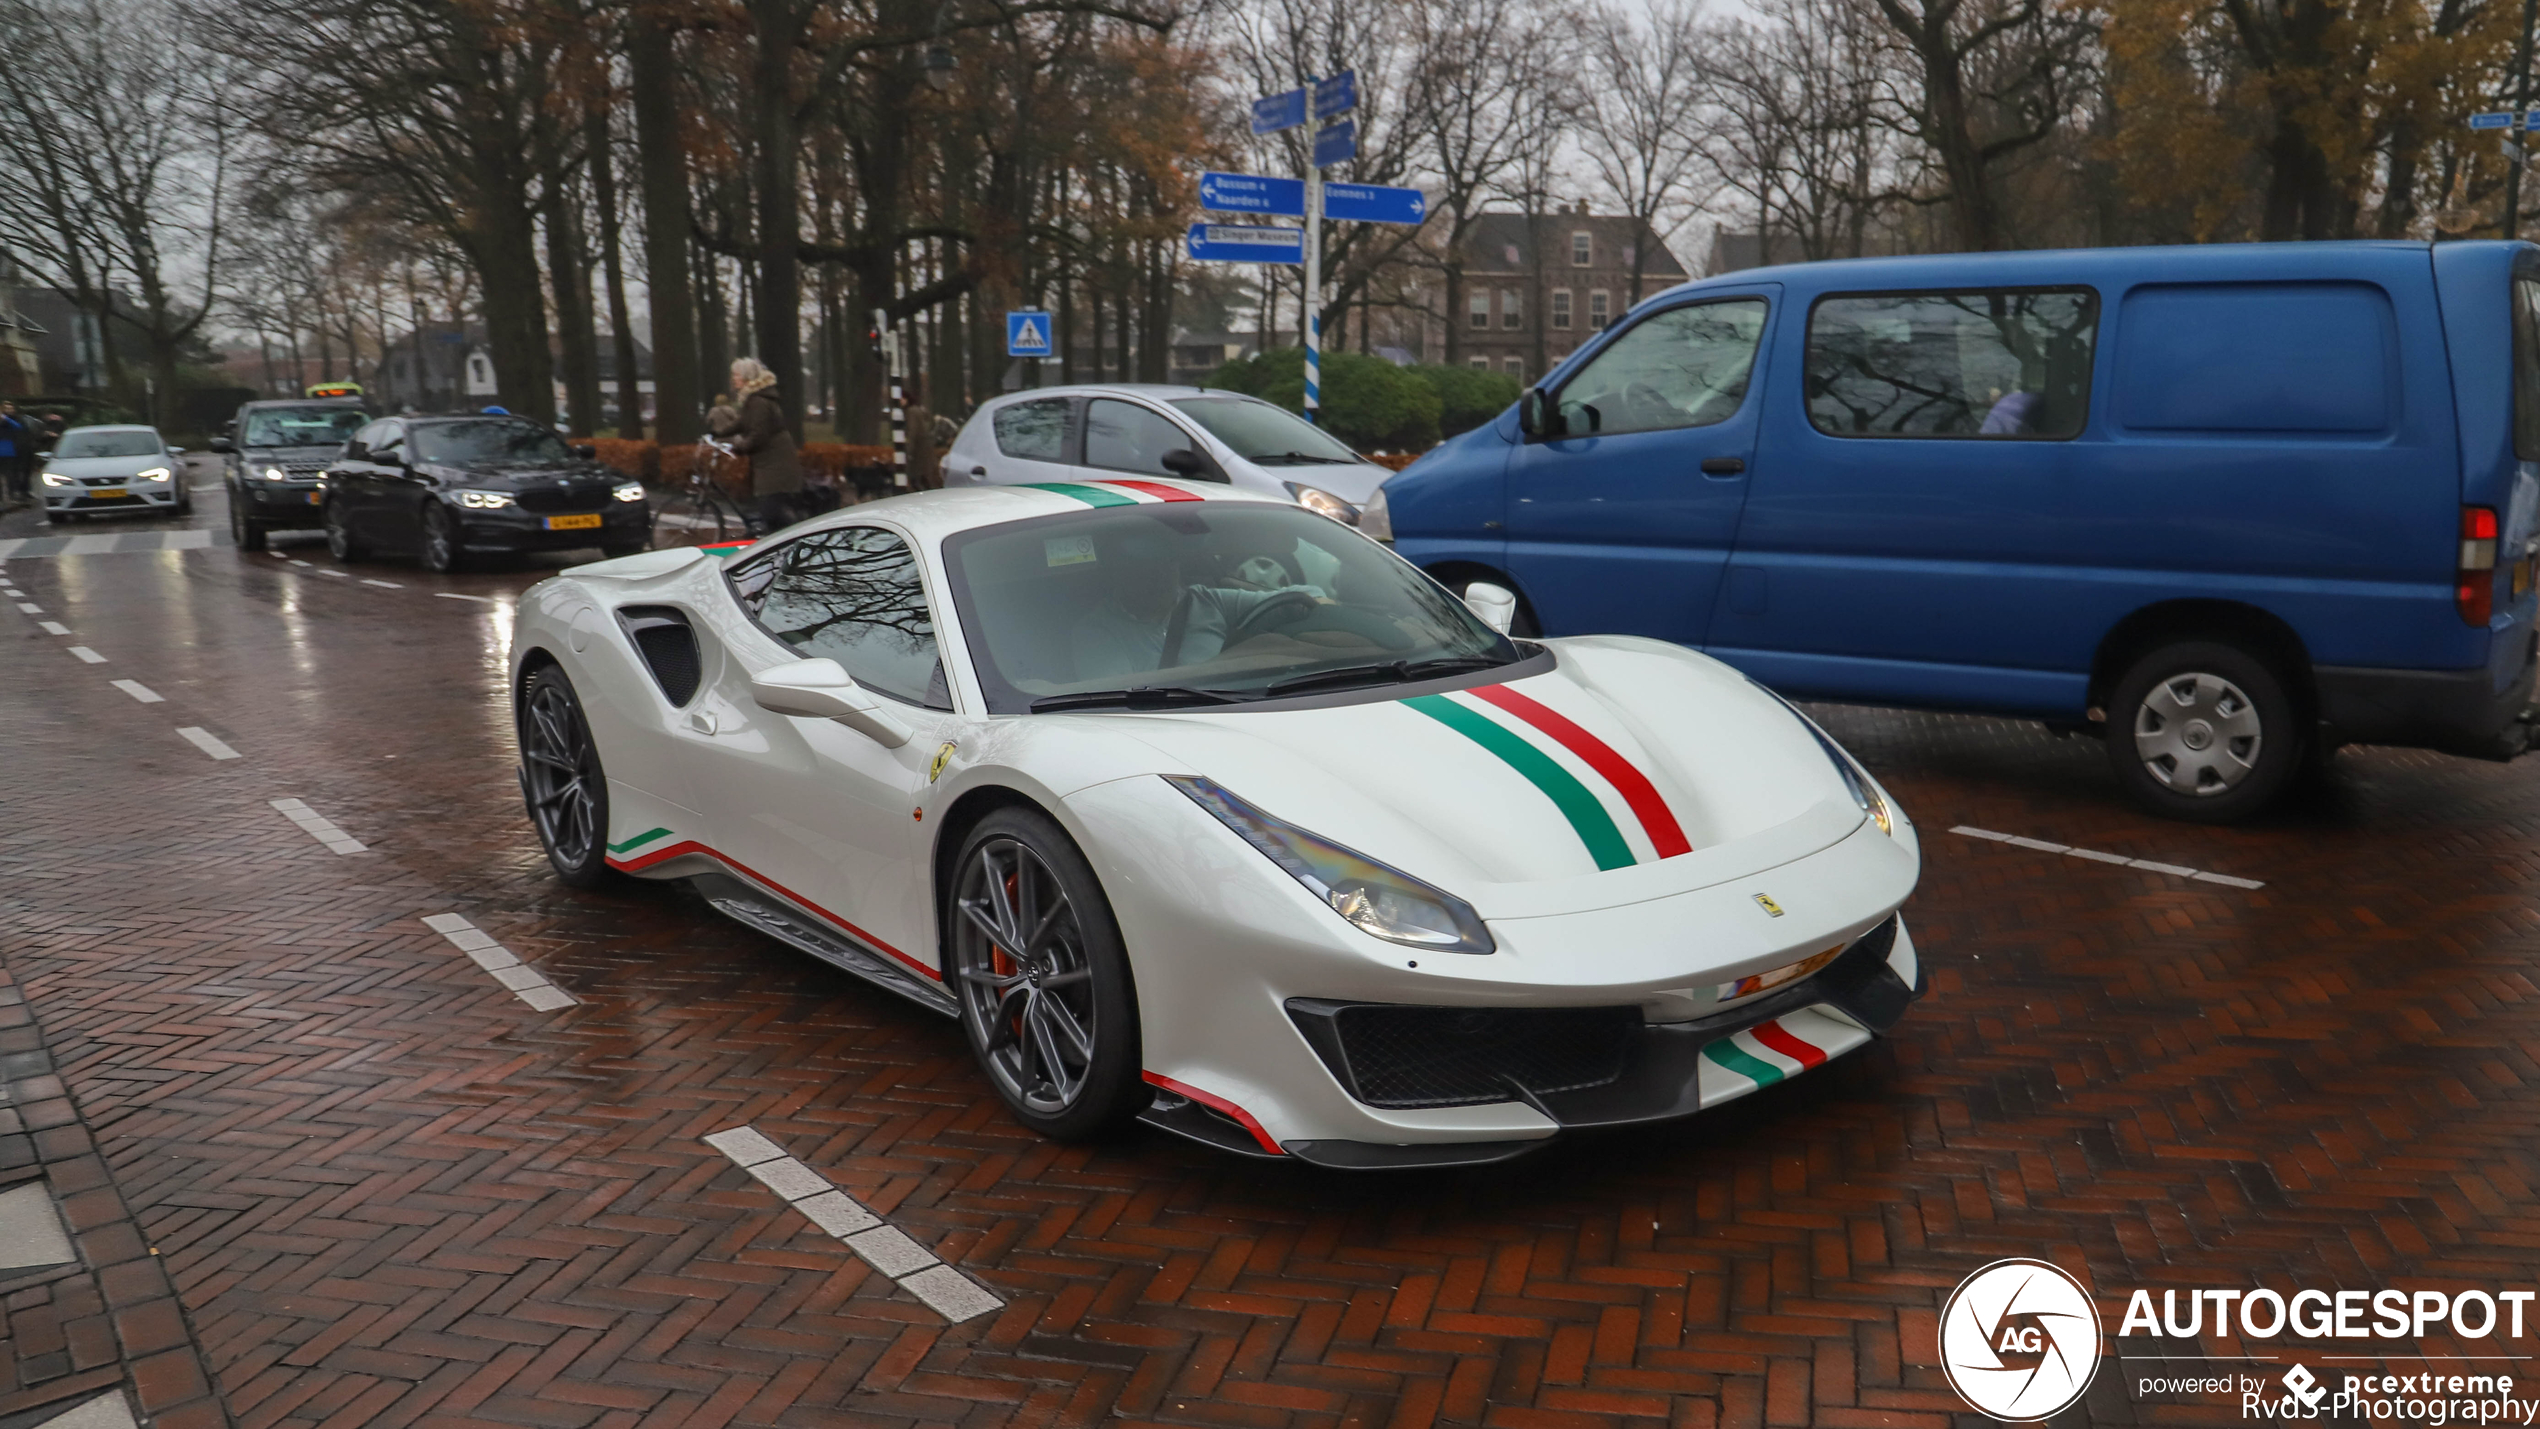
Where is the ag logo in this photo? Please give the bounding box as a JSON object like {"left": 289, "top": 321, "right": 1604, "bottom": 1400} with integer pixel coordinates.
{"left": 1939, "top": 1258, "right": 2101, "bottom": 1422}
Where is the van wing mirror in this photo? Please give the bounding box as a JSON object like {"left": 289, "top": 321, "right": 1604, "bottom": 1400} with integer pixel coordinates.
{"left": 1461, "top": 581, "right": 1518, "bottom": 634}
{"left": 747, "top": 657, "right": 913, "bottom": 747}
{"left": 1518, "top": 388, "right": 1548, "bottom": 439}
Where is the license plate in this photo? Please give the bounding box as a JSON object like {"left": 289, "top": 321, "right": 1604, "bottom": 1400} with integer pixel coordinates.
{"left": 88, "top": 488, "right": 124, "bottom": 501}
{"left": 307, "top": 490, "right": 323, "bottom": 505}
{"left": 545, "top": 513, "right": 603, "bottom": 531}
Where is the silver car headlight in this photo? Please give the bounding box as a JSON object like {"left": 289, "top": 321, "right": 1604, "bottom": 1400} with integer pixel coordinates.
{"left": 135, "top": 466, "right": 171, "bottom": 483}
{"left": 457, "top": 490, "right": 514, "bottom": 509}
{"left": 1358, "top": 485, "right": 1393, "bottom": 543}
{"left": 1169, "top": 775, "right": 1494, "bottom": 953}
{"left": 613, "top": 482, "right": 646, "bottom": 503}
{"left": 262, "top": 465, "right": 289, "bottom": 481}
{"left": 1284, "top": 483, "right": 1360, "bottom": 526}
{"left": 40, "top": 471, "right": 72, "bottom": 487}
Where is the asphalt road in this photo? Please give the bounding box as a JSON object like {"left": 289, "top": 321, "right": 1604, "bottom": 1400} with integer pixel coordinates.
{"left": 4, "top": 477, "right": 2539, "bottom": 1428}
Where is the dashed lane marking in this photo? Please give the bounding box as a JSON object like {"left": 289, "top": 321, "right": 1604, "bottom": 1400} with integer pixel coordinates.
{"left": 1950, "top": 825, "right": 2265, "bottom": 889}
{"left": 110, "top": 680, "right": 163, "bottom": 704}
{"left": 361, "top": 579, "right": 402, "bottom": 588}
{"left": 65, "top": 646, "right": 104, "bottom": 664}
{"left": 433, "top": 592, "right": 493, "bottom": 603}
{"left": 15, "top": 602, "right": 39, "bottom": 613}
{"left": 0, "top": 529, "right": 215, "bottom": 559}
{"left": 318, "top": 568, "right": 348, "bottom": 578}
{"left": 421, "top": 913, "right": 576, "bottom": 1010}
{"left": 37, "top": 621, "right": 67, "bottom": 636}
{"left": 288, "top": 559, "right": 312, "bottom": 567}
{"left": 702, "top": 1125, "right": 1005, "bottom": 1323}
{"left": 174, "top": 727, "right": 240, "bottom": 761}
{"left": 270, "top": 798, "right": 368, "bottom": 854}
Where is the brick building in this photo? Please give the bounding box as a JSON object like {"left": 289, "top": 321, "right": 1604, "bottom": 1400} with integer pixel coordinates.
{"left": 1449, "top": 205, "right": 1688, "bottom": 385}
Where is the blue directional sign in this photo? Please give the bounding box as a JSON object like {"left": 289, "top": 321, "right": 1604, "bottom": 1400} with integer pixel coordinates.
{"left": 1199, "top": 171, "right": 1306, "bottom": 217}
{"left": 2472, "top": 110, "right": 2519, "bottom": 130}
{"left": 1251, "top": 87, "right": 1306, "bottom": 135}
{"left": 1186, "top": 223, "right": 1305, "bottom": 265}
{"left": 1323, "top": 182, "right": 1426, "bottom": 226}
{"left": 1313, "top": 118, "right": 1357, "bottom": 169}
{"left": 1313, "top": 70, "right": 1358, "bottom": 120}
{"left": 1005, "top": 310, "right": 1052, "bottom": 357}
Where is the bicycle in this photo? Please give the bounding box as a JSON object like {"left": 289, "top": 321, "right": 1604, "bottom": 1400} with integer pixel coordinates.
{"left": 650, "top": 436, "right": 753, "bottom": 549}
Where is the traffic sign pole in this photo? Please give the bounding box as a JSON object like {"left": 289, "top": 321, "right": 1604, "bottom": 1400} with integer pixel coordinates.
{"left": 1304, "top": 75, "right": 1322, "bottom": 425}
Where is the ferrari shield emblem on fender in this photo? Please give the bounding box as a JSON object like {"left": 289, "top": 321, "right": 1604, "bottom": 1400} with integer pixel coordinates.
{"left": 1752, "top": 892, "right": 1785, "bottom": 917}
{"left": 928, "top": 741, "right": 957, "bottom": 784}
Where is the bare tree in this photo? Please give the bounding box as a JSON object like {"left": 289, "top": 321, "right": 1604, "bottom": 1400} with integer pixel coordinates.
{"left": 1704, "top": 0, "right": 1898, "bottom": 261}
{"left": 1580, "top": 0, "right": 1714, "bottom": 302}
{"left": 1869, "top": 0, "right": 2092, "bottom": 250}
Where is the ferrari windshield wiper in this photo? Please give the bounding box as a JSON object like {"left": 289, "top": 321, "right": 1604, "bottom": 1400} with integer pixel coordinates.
{"left": 1029, "top": 686, "right": 1247, "bottom": 713}
{"left": 1262, "top": 655, "right": 1508, "bottom": 699}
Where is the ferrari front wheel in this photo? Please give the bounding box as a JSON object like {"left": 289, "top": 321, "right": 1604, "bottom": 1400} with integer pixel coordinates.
{"left": 517, "top": 664, "right": 617, "bottom": 889}
{"left": 948, "top": 808, "right": 1143, "bottom": 1140}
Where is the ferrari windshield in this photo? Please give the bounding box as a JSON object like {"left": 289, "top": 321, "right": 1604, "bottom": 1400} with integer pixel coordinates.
{"left": 942, "top": 502, "right": 1519, "bottom": 714}
{"left": 242, "top": 406, "right": 367, "bottom": 448}
{"left": 413, "top": 419, "right": 572, "bottom": 466}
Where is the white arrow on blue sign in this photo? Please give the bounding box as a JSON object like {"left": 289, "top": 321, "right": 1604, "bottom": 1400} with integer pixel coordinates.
{"left": 1251, "top": 88, "right": 1306, "bottom": 135}
{"left": 1186, "top": 223, "right": 1305, "bottom": 265}
{"left": 2472, "top": 111, "right": 2517, "bottom": 129}
{"left": 1313, "top": 70, "right": 1358, "bottom": 120}
{"left": 1313, "top": 118, "right": 1357, "bottom": 169}
{"left": 1323, "top": 182, "right": 1425, "bottom": 226}
{"left": 1199, "top": 171, "right": 1306, "bottom": 217}
{"left": 1006, "top": 311, "right": 1052, "bottom": 357}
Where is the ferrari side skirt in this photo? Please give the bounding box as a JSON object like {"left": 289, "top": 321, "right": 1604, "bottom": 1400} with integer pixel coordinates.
{"left": 689, "top": 871, "right": 959, "bottom": 1018}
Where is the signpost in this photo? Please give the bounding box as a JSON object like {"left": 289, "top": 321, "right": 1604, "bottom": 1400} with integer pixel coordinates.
{"left": 1312, "top": 71, "right": 1358, "bottom": 120}
{"left": 1322, "top": 181, "right": 1425, "bottom": 226}
{"left": 1005, "top": 310, "right": 1052, "bottom": 358}
{"left": 1250, "top": 88, "right": 1305, "bottom": 135}
{"left": 1199, "top": 171, "right": 1306, "bottom": 217}
{"left": 1311, "top": 119, "right": 1357, "bottom": 170}
{"left": 2474, "top": 110, "right": 2518, "bottom": 129}
{"left": 1185, "top": 224, "right": 1305, "bottom": 265}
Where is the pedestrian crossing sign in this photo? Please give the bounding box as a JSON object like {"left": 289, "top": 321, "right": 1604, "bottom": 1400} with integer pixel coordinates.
{"left": 1006, "top": 311, "right": 1052, "bottom": 357}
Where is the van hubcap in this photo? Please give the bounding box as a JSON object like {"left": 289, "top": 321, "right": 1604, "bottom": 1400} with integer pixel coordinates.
{"left": 2134, "top": 673, "right": 2262, "bottom": 796}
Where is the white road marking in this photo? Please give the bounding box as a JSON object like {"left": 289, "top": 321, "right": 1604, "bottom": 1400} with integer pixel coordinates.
{"left": 174, "top": 726, "right": 240, "bottom": 760}
{"left": 15, "top": 602, "right": 38, "bottom": 613}
{"left": 269, "top": 797, "right": 368, "bottom": 854}
{"left": 1949, "top": 825, "right": 2265, "bottom": 889}
{"left": 318, "top": 568, "right": 348, "bottom": 578}
{"left": 37, "top": 621, "right": 67, "bottom": 636}
{"left": 65, "top": 646, "right": 104, "bottom": 664}
{"left": 267, "top": 550, "right": 288, "bottom": 559}
{"left": 361, "top": 579, "right": 402, "bottom": 589}
{"left": 422, "top": 913, "right": 576, "bottom": 1009}
{"left": 289, "top": 559, "right": 311, "bottom": 567}
{"left": 702, "top": 1124, "right": 1004, "bottom": 1324}
{"left": 433, "top": 592, "right": 493, "bottom": 603}
{"left": 110, "top": 680, "right": 163, "bottom": 704}
{"left": 0, "top": 1183, "right": 75, "bottom": 1269}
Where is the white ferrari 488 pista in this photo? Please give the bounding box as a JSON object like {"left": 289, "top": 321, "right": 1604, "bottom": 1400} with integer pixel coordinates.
{"left": 510, "top": 477, "right": 1925, "bottom": 1168}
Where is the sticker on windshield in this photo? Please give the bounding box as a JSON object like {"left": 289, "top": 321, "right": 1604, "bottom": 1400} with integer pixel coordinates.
{"left": 1045, "top": 535, "right": 1096, "bottom": 567}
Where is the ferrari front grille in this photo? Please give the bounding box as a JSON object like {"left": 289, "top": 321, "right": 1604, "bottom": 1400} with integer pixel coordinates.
{"left": 1286, "top": 1001, "right": 1640, "bottom": 1109}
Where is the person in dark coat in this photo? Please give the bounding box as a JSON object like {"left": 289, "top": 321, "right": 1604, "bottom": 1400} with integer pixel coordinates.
{"left": 0, "top": 402, "right": 29, "bottom": 505}
{"left": 728, "top": 358, "right": 803, "bottom": 535}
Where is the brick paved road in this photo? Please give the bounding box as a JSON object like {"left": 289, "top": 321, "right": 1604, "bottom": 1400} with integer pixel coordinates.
{"left": 6, "top": 493, "right": 2540, "bottom": 1427}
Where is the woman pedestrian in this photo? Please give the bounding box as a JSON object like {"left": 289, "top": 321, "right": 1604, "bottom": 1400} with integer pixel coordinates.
{"left": 727, "top": 358, "right": 802, "bottom": 536}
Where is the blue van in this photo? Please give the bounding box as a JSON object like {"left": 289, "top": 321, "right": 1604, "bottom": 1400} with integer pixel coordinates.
{"left": 1369, "top": 242, "right": 2540, "bottom": 821}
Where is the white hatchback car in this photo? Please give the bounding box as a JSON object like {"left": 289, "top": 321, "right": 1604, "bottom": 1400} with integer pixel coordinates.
{"left": 943, "top": 385, "right": 1390, "bottom": 526}
{"left": 41, "top": 424, "right": 190, "bottom": 523}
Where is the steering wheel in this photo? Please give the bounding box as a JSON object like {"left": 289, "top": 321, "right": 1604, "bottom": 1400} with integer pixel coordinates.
{"left": 1222, "top": 589, "right": 1320, "bottom": 648}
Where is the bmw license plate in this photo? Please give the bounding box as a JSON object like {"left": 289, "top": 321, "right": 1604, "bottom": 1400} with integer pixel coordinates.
{"left": 88, "top": 488, "right": 124, "bottom": 501}
{"left": 545, "top": 513, "right": 603, "bottom": 531}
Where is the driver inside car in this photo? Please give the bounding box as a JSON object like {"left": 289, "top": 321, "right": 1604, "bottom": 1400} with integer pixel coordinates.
{"left": 1070, "top": 531, "right": 1331, "bottom": 681}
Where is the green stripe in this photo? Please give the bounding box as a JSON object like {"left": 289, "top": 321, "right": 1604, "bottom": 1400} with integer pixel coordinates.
{"left": 607, "top": 827, "right": 672, "bottom": 854}
{"left": 1402, "top": 693, "right": 1636, "bottom": 871}
{"left": 1023, "top": 481, "right": 1137, "bottom": 508}
{"left": 1703, "top": 1037, "right": 1785, "bottom": 1087}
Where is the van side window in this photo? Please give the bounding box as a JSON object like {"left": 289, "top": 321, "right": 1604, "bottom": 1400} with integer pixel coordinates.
{"left": 993, "top": 398, "right": 1071, "bottom": 461}
{"left": 1551, "top": 299, "right": 1768, "bottom": 438}
{"left": 2513, "top": 279, "right": 2540, "bottom": 460}
{"left": 1806, "top": 289, "right": 2097, "bottom": 439}
{"left": 2111, "top": 282, "right": 2394, "bottom": 434}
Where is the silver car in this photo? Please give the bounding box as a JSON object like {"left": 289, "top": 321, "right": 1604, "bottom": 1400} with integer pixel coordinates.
{"left": 943, "top": 384, "right": 1387, "bottom": 524}
{"left": 41, "top": 424, "right": 190, "bottom": 524}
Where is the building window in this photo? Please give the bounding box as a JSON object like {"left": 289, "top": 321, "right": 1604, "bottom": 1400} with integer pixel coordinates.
{"left": 1590, "top": 291, "right": 1611, "bottom": 330}
{"left": 1502, "top": 290, "right": 1522, "bottom": 330}
{"left": 1552, "top": 290, "right": 1573, "bottom": 330}
{"left": 1503, "top": 356, "right": 1524, "bottom": 378}
{"left": 1469, "top": 356, "right": 1491, "bottom": 370}
{"left": 1468, "top": 291, "right": 1490, "bottom": 330}
{"left": 1571, "top": 231, "right": 1592, "bottom": 267}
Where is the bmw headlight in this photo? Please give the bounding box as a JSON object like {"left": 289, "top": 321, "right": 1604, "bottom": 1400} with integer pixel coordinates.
{"left": 1284, "top": 482, "right": 1360, "bottom": 526}
{"left": 262, "top": 465, "right": 289, "bottom": 481}
{"left": 457, "top": 490, "right": 514, "bottom": 509}
{"left": 135, "top": 466, "right": 171, "bottom": 483}
{"left": 40, "top": 471, "right": 72, "bottom": 487}
{"left": 1359, "top": 485, "right": 1393, "bottom": 543}
{"left": 613, "top": 482, "right": 646, "bottom": 503}
{"left": 1169, "top": 775, "right": 1493, "bottom": 953}
{"left": 1750, "top": 679, "right": 1902, "bottom": 837}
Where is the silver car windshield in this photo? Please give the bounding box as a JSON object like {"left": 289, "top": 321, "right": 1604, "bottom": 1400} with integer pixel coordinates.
{"left": 941, "top": 503, "right": 1516, "bottom": 714}
{"left": 54, "top": 430, "right": 160, "bottom": 459}
{"left": 1169, "top": 397, "right": 1362, "bottom": 466}
{"left": 243, "top": 407, "right": 367, "bottom": 448}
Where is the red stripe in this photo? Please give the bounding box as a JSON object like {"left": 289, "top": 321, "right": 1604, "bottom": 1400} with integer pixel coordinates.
{"left": 1097, "top": 479, "right": 1204, "bottom": 503}
{"left": 606, "top": 839, "right": 940, "bottom": 982}
{"left": 1466, "top": 685, "right": 1692, "bottom": 858}
{"left": 1749, "top": 1019, "right": 1827, "bottom": 1069}
{"left": 1141, "top": 1071, "right": 1284, "bottom": 1156}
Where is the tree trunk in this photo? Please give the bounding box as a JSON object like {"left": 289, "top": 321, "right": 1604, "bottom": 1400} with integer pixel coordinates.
{"left": 546, "top": 181, "right": 604, "bottom": 437}
{"left": 466, "top": 197, "right": 554, "bottom": 424}
{"left": 628, "top": 9, "right": 697, "bottom": 442}
{"left": 697, "top": 250, "right": 730, "bottom": 402}
{"left": 747, "top": 0, "right": 809, "bottom": 442}
{"left": 589, "top": 111, "right": 644, "bottom": 439}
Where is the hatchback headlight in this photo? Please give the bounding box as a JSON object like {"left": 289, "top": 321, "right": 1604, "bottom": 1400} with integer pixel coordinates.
{"left": 40, "top": 471, "right": 72, "bottom": 487}
{"left": 135, "top": 466, "right": 171, "bottom": 483}
{"left": 1284, "top": 483, "right": 1360, "bottom": 526}
{"left": 613, "top": 482, "right": 646, "bottom": 503}
{"left": 457, "top": 490, "right": 513, "bottom": 509}
{"left": 1359, "top": 485, "right": 1393, "bottom": 543}
{"left": 1169, "top": 776, "right": 1493, "bottom": 953}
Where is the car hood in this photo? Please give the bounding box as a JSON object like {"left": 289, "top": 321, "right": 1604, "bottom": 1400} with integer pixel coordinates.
{"left": 1053, "top": 636, "right": 1894, "bottom": 919}
{"left": 422, "top": 461, "right": 617, "bottom": 488}
{"left": 45, "top": 455, "right": 166, "bottom": 477}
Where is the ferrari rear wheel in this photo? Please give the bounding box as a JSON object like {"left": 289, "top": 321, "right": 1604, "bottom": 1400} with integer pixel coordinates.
{"left": 518, "top": 664, "right": 617, "bottom": 889}
{"left": 948, "top": 808, "right": 1143, "bottom": 1140}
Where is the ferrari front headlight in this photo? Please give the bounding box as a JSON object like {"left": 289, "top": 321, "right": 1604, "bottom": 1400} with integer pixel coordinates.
{"left": 1750, "top": 679, "right": 1900, "bottom": 837}
{"left": 1169, "top": 775, "right": 1493, "bottom": 953}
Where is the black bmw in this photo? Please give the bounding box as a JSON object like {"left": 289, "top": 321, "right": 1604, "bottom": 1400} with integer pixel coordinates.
{"left": 321, "top": 415, "right": 651, "bottom": 572}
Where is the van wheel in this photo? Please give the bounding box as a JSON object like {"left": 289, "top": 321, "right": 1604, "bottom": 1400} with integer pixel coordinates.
{"left": 2106, "top": 641, "right": 2301, "bottom": 823}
